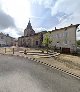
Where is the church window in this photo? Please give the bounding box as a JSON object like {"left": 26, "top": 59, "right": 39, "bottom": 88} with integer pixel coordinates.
{"left": 36, "top": 41, "right": 38, "bottom": 45}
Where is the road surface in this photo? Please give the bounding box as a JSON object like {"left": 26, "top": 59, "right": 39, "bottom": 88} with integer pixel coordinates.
{"left": 0, "top": 54, "right": 80, "bottom": 92}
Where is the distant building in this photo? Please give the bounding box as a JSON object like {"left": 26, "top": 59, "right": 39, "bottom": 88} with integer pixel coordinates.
{"left": 24, "top": 19, "right": 35, "bottom": 36}
{"left": 18, "top": 20, "right": 47, "bottom": 47}
{"left": 0, "top": 32, "right": 15, "bottom": 47}
{"left": 43, "top": 24, "right": 80, "bottom": 53}
{"left": 18, "top": 19, "right": 79, "bottom": 53}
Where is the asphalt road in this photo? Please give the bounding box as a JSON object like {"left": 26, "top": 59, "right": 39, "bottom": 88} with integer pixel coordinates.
{"left": 0, "top": 55, "right": 80, "bottom": 92}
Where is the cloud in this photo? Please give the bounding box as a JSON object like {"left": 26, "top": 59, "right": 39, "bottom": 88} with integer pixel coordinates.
{"left": 2, "top": 28, "right": 24, "bottom": 38}
{"left": 31, "top": 0, "right": 80, "bottom": 28}
{"left": 0, "top": 10, "right": 16, "bottom": 30}
{"left": 0, "top": 9, "right": 18, "bottom": 38}
{"left": 30, "top": 0, "right": 80, "bottom": 40}
{"left": 31, "top": 0, "right": 56, "bottom": 8}
{"left": 34, "top": 27, "right": 47, "bottom": 33}
{"left": 0, "top": 0, "right": 80, "bottom": 39}
{"left": 51, "top": 0, "right": 80, "bottom": 26}
{"left": 0, "top": 1, "right": 21, "bottom": 38}
{"left": 30, "top": 1, "right": 59, "bottom": 29}
{"left": 51, "top": 0, "right": 80, "bottom": 15}
{"left": 77, "top": 31, "right": 80, "bottom": 40}
{"left": 76, "top": 27, "right": 80, "bottom": 40}
{"left": 1, "top": 0, "right": 31, "bottom": 28}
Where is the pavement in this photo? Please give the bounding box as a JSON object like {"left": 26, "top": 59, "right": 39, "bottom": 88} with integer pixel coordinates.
{"left": 0, "top": 54, "right": 80, "bottom": 92}
{"left": 0, "top": 47, "right": 80, "bottom": 78}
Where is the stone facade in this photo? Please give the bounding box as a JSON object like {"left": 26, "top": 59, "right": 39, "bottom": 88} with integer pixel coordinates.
{"left": 24, "top": 20, "right": 35, "bottom": 36}
{"left": 18, "top": 20, "right": 46, "bottom": 48}
{"left": 18, "top": 32, "right": 44, "bottom": 47}
{"left": 0, "top": 33, "right": 15, "bottom": 47}
{"left": 18, "top": 19, "right": 79, "bottom": 53}
{"left": 43, "top": 24, "right": 80, "bottom": 53}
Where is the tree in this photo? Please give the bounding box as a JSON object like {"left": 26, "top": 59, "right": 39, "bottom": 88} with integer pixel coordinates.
{"left": 42, "top": 33, "right": 52, "bottom": 53}
{"left": 77, "top": 40, "right": 80, "bottom": 46}
{"left": 78, "top": 30, "right": 80, "bottom": 32}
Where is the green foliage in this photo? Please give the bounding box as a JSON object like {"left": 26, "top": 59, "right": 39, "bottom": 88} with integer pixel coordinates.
{"left": 77, "top": 40, "right": 80, "bottom": 46}
{"left": 77, "top": 30, "right": 80, "bottom": 32}
{"left": 42, "top": 34, "right": 52, "bottom": 53}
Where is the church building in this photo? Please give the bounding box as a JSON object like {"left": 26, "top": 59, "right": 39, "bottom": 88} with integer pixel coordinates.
{"left": 24, "top": 20, "right": 35, "bottom": 36}
{"left": 18, "top": 19, "right": 80, "bottom": 53}
{"left": 18, "top": 20, "right": 46, "bottom": 47}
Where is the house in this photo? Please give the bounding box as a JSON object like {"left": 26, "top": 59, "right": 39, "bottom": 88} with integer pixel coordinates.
{"left": 18, "top": 31, "right": 46, "bottom": 47}
{"left": 43, "top": 24, "right": 80, "bottom": 53}
{"left": 18, "top": 19, "right": 80, "bottom": 53}
{"left": 0, "top": 32, "right": 15, "bottom": 47}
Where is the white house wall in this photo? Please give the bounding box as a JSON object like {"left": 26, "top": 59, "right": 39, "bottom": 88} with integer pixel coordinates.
{"left": 0, "top": 33, "right": 15, "bottom": 46}
{"left": 43, "top": 25, "right": 78, "bottom": 52}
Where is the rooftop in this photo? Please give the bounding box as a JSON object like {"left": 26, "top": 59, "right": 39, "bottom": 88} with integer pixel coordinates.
{"left": 51, "top": 24, "right": 80, "bottom": 32}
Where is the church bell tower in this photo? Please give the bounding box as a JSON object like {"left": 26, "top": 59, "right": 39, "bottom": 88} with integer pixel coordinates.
{"left": 24, "top": 19, "right": 35, "bottom": 36}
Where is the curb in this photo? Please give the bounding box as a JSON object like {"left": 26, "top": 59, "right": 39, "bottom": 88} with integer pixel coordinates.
{"left": 0, "top": 53, "right": 80, "bottom": 80}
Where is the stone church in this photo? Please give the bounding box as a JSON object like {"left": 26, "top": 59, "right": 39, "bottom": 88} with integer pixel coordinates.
{"left": 18, "top": 20, "right": 46, "bottom": 47}
{"left": 24, "top": 20, "right": 35, "bottom": 37}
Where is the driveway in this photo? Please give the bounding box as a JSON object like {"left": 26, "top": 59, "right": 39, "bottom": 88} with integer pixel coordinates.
{"left": 0, "top": 54, "right": 80, "bottom": 92}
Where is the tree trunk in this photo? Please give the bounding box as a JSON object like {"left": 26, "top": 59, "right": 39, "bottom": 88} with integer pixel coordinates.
{"left": 47, "top": 46, "right": 48, "bottom": 54}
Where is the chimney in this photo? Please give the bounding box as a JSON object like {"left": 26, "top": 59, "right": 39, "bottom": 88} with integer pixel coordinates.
{"left": 70, "top": 24, "right": 73, "bottom": 26}
{"left": 55, "top": 27, "right": 56, "bottom": 30}
{"left": 7, "top": 34, "right": 9, "bottom": 36}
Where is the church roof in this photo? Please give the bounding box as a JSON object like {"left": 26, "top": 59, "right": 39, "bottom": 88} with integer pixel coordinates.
{"left": 26, "top": 19, "right": 32, "bottom": 30}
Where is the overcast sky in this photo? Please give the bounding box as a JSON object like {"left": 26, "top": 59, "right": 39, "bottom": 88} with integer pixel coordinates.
{"left": 0, "top": 0, "right": 80, "bottom": 39}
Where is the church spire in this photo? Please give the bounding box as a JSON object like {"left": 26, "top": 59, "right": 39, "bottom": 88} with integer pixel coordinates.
{"left": 29, "top": 18, "right": 30, "bottom": 23}
{"left": 24, "top": 18, "right": 35, "bottom": 36}
{"left": 27, "top": 18, "right": 32, "bottom": 29}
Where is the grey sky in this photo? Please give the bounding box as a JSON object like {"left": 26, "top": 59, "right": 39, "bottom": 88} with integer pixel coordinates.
{"left": 0, "top": 10, "right": 16, "bottom": 29}
{"left": 0, "top": 0, "right": 80, "bottom": 39}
